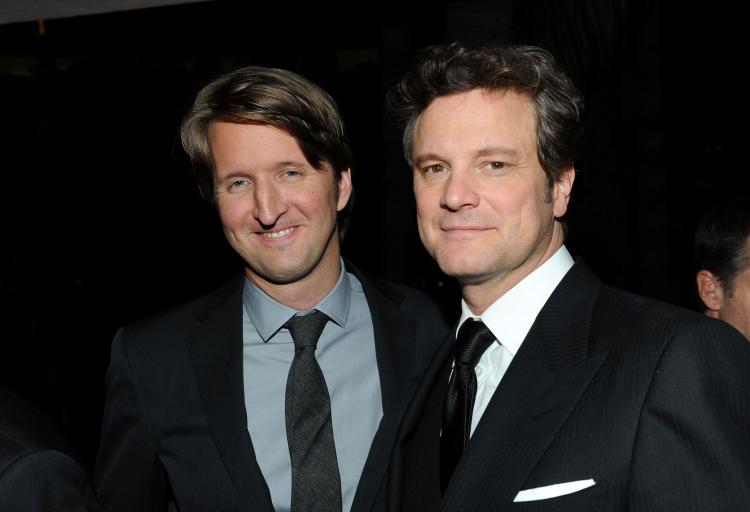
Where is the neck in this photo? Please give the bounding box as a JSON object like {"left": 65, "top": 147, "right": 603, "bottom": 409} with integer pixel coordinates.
{"left": 247, "top": 244, "right": 343, "bottom": 311}
{"left": 704, "top": 310, "right": 720, "bottom": 320}
{"left": 461, "top": 223, "right": 565, "bottom": 315}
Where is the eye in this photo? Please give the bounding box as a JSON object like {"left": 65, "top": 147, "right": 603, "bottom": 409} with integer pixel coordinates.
{"left": 422, "top": 163, "right": 448, "bottom": 174}
{"left": 229, "top": 178, "right": 248, "bottom": 189}
{"left": 481, "top": 161, "right": 507, "bottom": 174}
{"left": 282, "top": 168, "right": 303, "bottom": 178}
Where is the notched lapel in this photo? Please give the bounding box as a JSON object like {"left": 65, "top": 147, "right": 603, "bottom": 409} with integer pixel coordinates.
{"left": 390, "top": 332, "right": 454, "bottom": 512}
{"left": 185, "top": 275, "right": 274, "bottom": 511}
{"left": 350, "top": 270, "right": 418, "bottom": 512}
{"left": 527, "top": 262, "right": 607, "bottom": 420}
{"left": 399, "top": 332, "right": 455, "bottom": 443}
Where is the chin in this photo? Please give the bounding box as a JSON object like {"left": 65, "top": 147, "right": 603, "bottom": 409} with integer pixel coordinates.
{"left": 246, "top": 260, "right": 311, "bottom": 284}
{"left": 436, "top": 256, "right": 492, "bottom": 283}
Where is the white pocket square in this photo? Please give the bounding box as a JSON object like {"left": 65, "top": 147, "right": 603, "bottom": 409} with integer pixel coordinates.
{"left": 513, "top": 479, "right": 596, "bottom": 502}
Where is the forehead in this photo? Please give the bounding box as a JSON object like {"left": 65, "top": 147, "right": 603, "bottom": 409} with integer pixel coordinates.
{"left": 413, "top": 89, "right": 538, "bottom": 156}
{"left": 209, "top": 122, "right": 306, "bottom": 159}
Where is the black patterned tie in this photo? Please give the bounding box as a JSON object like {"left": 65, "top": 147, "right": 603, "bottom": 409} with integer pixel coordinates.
{"left": 440, "top": 318, "right": 496, "bottom": 491}
{"left": 284, "top": 310, "right": 342, "bottom": 512}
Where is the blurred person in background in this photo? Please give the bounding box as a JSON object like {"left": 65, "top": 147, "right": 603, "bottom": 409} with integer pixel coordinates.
{"left": 695, "top": 196, "right": 750, "bottom": 340}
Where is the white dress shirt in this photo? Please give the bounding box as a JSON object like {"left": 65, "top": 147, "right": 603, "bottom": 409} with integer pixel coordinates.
{"left": 457, "top": 246, "right": 575, "bottom": 435}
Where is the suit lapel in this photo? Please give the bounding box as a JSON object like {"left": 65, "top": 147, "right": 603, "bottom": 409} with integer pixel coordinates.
{"left": 441, "top": 263, "right": 609, "bottom": 511}
{"left": 185, "top": 274, "right": 274, "bottom": 512}
{"left": 390, "top": 330, "right": 454, "bottom": 512}
{"left": 346, "top": 262, "right": 418, "bottom": 512}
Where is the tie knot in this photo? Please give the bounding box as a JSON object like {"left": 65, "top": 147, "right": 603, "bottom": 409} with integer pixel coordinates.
{"left": 285, "top": 310, "right": 329, "bottom": 350}
{"left": 455, "top": 318, "right": 495, "bottom": 367}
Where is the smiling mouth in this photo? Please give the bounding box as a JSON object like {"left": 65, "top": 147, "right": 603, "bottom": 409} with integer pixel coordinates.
{"left": 260, "top": 227, "right": 295, "bottom": 238}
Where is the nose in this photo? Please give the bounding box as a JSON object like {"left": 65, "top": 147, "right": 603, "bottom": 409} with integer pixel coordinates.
{"left": 441, "top": 169, "right": 480, "bottom": 211}
{"left": 253, "top": 180, "right": 287, "bottom": 228}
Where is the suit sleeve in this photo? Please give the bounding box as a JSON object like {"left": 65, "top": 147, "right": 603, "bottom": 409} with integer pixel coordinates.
{"left": 94, "top": 329, "right": 169, "bottom": 511}
{"left": 0, "top": 449, "right": 99, "bottom": 512}
{"left": 628, "top": 319, "right": 750, "bottom": 511}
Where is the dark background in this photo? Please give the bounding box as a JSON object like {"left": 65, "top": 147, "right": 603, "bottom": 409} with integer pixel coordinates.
{"left": 0, "top": 0, "right": 745, "bottom": 468}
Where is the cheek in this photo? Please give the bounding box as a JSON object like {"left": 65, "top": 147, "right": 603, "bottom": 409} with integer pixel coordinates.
{"left": 217, "top": 198, "right": 249, "bottom": 230}
{"left": 731, "top": 291, "right": 750, "bottom": 321}
{"left": 727, "top": 272, "right": 750, "bottom": 318}
{"left": 414, "top": 186, "right": 438, "bottom": 220}
{"left": 519, "top": 185, "right": 554, "bottom": 222}
{"left": 413, "top": 199, "right": 436, "bottom": 246}
{"left": 295, "top": 188, "right": 337, "bottom": 223}
{"left": 302, "top": 190, "right": 320, "bottom": 203}
{"left": 415, "top": 201, "right": 436, "bottom": 238}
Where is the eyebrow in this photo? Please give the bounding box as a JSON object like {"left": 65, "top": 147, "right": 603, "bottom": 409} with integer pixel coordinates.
{"left": 414, "top": 146, "right": 520, "bottom": 167}
{"left": 413, "top": 153, "right": 444, "bottom": 167}
{"left": 475, "top": 146, "right": 520, "bottom": 159}
{"left": 217, "top": 159, "right": 313, "bottom": 177}
{"left": 276, "top": 160, "right": 311, "bottom": 168}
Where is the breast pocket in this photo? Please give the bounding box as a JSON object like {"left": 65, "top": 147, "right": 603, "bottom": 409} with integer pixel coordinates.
{"left": 512, "top": 479, "right": 607, "bottom": 512}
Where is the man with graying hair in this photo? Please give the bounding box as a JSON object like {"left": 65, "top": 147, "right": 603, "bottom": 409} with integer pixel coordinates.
{"left": 386, "top": 43, "right": 750, "bottom": 511}
{"left": 695, "top": 196, "right": 750, "bottom": 341}
{"left": 94, "top": 66, "right": 447, "bottom": 512}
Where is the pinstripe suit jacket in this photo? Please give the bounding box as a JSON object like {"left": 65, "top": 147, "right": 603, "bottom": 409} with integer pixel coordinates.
{"left": 390, "top": 262, "right": 750, "bottom": 511}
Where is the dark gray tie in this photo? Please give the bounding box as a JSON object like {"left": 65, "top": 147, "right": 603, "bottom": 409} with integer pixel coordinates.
{"left": 440, "top": 318, "right": 496, "bottom": 491}
{"left": 284, "top": 310, "right": 342, "bottom": 512}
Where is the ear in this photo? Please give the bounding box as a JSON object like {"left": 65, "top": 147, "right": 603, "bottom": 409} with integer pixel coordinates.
{"left": 336, "top": 168, "right": 353, "bottom": 212}
{"left": 552, "top": 166, "right": 575, "bottom": 218}
{"left": 696, "top": 269, "right": 725, "bottom": 317}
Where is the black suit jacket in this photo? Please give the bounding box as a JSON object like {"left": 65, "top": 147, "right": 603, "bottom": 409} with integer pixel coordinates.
{"left": 0, "top": 387, "right": 99, "bottom": 512}
{"left": 390, "top": 262, "right": 750, "bottom": 511}
{"left": 94, "top": 263, "right": 448, "bottom": 512}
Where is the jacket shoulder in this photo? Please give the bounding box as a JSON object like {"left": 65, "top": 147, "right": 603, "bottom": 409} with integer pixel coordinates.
{"left": 363, "top": 276, "right": 448, "bottom": 329}
{"left": 0, "top": 388, "right": 82, "bottom": 472}
{"left": 346, "top": 260, "right": 448, "bottom": 327}
{"left": 592, "top": 285, "right": 747, "bottom": 356}
{"left": 386, "top": 281, "right": 445, "bottom": 316}
{"left": 0, "top": 446, "right": 98, "bottom": 511}
{"left": 115, "top": 274, "right": 243, "bottom": 353}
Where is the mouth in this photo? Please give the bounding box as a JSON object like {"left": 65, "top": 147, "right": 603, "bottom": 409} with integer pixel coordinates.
{"left": 259, "top": 227, "right": 296, "bottom": 239}
{"left": 441, "top": 226, "right": 487, "bottom": 232}
{"left": 439, "top": 226, "right": 490, "bottom": 238}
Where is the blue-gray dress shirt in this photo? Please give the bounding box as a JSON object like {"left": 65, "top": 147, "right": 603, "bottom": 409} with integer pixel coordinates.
{"left": 242, "top": 262, "right": 382, "bottom": 512}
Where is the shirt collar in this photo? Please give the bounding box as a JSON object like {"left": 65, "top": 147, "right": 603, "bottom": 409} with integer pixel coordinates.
{"left": 242, "top": 258, "right": 352, "bottom": 342}
{"left": 458, "top": 246, "right": 575, "bottom": 356}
